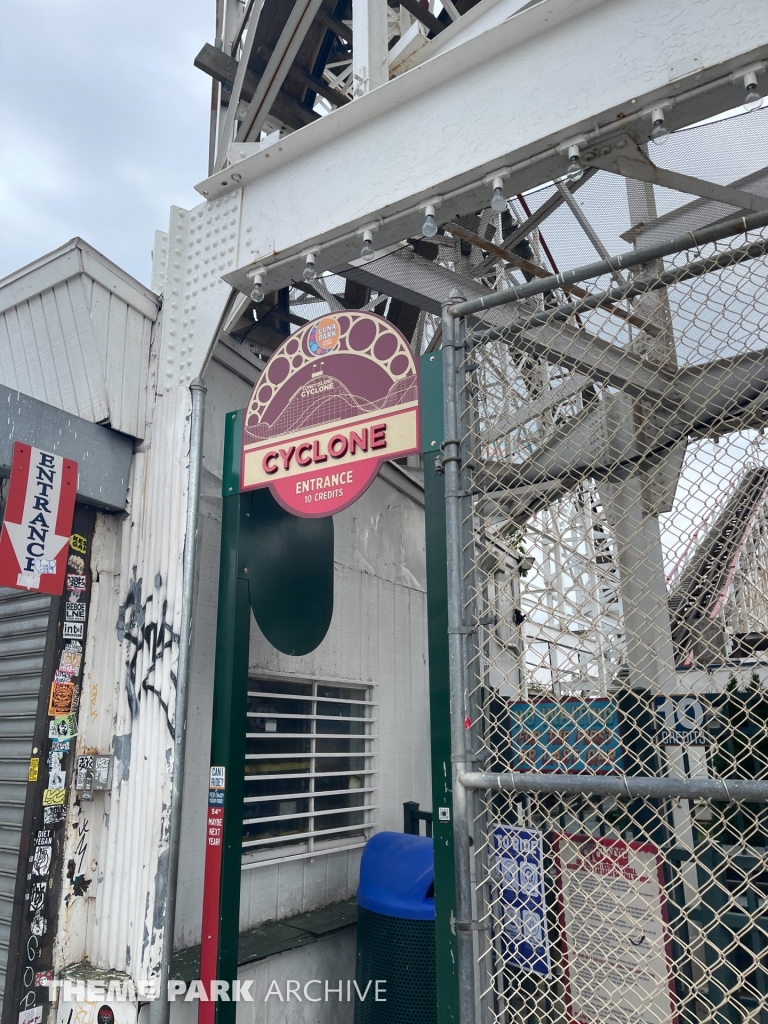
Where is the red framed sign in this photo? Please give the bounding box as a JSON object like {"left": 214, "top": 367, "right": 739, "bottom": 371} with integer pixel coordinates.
{"left": 241, "top": 311, "right": 420, "bottom": 517}
{"left": 0, "top": 442, "right": 77, "bottom": 594}
{"left": 553, "top": 833, "right": 677, "bottom": 1024}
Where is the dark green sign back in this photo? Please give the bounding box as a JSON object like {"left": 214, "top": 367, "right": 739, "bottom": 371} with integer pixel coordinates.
{"left": 240, "top": 487, "right": 334, "bottom": 655}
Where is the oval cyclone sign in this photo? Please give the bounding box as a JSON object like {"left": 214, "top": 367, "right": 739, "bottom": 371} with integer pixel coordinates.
{"left": 241, "top": 311, "right": 420, "bottom": 517}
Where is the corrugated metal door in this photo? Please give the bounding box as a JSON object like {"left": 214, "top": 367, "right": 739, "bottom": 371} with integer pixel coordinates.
{"left": 0, "top": 587, "right": 51, "bottom": 1013}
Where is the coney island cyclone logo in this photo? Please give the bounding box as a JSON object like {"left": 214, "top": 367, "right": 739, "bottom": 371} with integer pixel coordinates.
{"left": 241, "top": 311, "right": 420, "bottom": 517}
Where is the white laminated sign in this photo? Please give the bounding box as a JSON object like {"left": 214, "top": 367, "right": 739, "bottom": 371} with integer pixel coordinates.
{"left": 554, "top": 833, "right": 676, "bottom": 1024}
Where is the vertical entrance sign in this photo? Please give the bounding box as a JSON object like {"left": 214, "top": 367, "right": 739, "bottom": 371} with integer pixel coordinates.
{"left": 241, "top": 311, "right": 420, "bottom": 516}
{"left": 0, "top": 442, "right": 77, "bottom": 594}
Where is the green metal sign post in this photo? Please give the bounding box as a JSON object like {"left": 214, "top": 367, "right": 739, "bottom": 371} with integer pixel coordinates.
{"left": 421, "top": 351, "right": 460, "bottom": 1024}
{"left": 200, "top": 409, "right": 251, "bottom": 1024}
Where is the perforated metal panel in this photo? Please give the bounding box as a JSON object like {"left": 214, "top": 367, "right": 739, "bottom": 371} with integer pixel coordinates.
{"left": 0, "top": 587, "right": 50, "bottom": 1014}
{"left": 354, "top": 906, "right": 436, "bottom": 1024}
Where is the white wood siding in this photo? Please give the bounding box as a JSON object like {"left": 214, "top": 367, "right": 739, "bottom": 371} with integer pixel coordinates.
{"left": 0, "top": 240, "right": 158, "bottom": 438}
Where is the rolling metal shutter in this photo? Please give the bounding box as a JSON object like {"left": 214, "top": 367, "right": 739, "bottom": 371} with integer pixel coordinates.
{"left": 0, "top": 587, "right": 51, "bottom": 1014}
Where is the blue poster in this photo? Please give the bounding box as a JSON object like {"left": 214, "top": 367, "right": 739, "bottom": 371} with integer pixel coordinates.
{"left": 509, "top": 698, "right": 623, "bottom": 774}
{"left": 493, "top": 825, "right": 551, "bottom": 977}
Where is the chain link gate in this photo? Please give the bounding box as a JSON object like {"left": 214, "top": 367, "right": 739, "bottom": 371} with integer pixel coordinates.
{"left": 439, "top": 208, "right": 768, "bottom": 1024}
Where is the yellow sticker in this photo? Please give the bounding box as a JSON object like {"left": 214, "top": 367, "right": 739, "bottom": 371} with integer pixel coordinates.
{"left": 42, "top": 789, "right": 66, "bottom": 806}
{"left": 69, "top": 534, "right": 87, "bottom": 555}
{"left": 28, "top": 758, "right": 39, "bottom": 782}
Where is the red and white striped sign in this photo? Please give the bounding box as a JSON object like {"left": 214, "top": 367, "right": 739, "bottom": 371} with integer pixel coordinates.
{"left": 0, "top": 442, "right": 77, "bottom": 594}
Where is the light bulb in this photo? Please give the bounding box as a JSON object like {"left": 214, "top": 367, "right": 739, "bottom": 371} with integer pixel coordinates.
{"left": 491, "top": 177, "right": 506, "bottom": 212}
{"left": 650, "top": 119, "right": 670, "bottom": 145}
{"left": 422, "top": 204, "right": 438, "bottom": 237}
{"left": 649, "top": 107, "right": 670, "bottom": 146}
{"left": 361, "top": 230, "right": 375, "bottom": 261}
{"left": 567, "top": 156, "right": 583, "bottom": 182}
{"left": 303, "top": 254, "right": 317, "bottom": 281}
{"left": 249, "top": 273, "right": 264, "bottom": 304}
{"left": 565, "top": 145, "right": 583, "bottom": 183}
{"left": 743, "top": 72, "right": 763, "bottom": 111}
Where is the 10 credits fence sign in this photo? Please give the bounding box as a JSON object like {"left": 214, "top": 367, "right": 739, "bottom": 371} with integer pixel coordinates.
{"left": 0, "top": 442, "right": 77, "bottom": 594}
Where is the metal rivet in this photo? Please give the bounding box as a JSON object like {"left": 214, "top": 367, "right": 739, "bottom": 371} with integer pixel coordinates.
{"left": 228, "top": 486, "right": 233, "bottom": 492}
{"left": 430, "top": 356, "right": 435, "bottom": 362}
{"left": 431, "top": 440, "right": 437, "bottom": 447}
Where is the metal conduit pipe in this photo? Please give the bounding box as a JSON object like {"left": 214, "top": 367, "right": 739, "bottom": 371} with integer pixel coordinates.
{"left": 449, "top": 207, "right": 768, "bottom": 318}
{"left": 441, "top": 294, "right": 476, "bottom": 1024}
{"left": 151, "top": 377, "right": 207, "bottom": 1024}
{"left": 459, "top": 771, "right": 768, "bottom": 803}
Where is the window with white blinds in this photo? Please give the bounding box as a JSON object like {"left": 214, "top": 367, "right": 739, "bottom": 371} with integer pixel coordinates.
{"left": 243, "top": 678, "right": 376, "bottom": 860}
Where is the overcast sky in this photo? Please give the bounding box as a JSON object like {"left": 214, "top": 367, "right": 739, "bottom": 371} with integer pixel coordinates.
{"left": 1, "top": 0, "right": 214, "bottom": 287}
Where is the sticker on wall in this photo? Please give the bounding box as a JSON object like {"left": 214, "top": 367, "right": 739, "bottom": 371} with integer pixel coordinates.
{"left": 20, "top": 1007, "right": 43, "bottom": 1024}
{"left": 69, "top": 534, "right": 87, "bottom": 555}
{"left": 59, "top": 641, "right": 83, "bottom": 677}
{"left": 62, "top": 622, "right": 84, "bottom": 640}
{"left": 43, "top": 805, "right": 67, "bottom": 826}
{"left": 241, "top": 311, "right": 420, "bottom": 517}
{"left": 48, "top": 681, "right": 76, "bottom": 716}
{"left": 32, "top": 832, "right": 52, "bottom": 877}
{"left": 76, "top": 755, "right": 113, "bottom": 791}
{"left": 42, "top": 789, "right": 66, "bottom": 807}
{"left": 28, "top": 881, "right": 47, "bottom": 914}
{"left": 65, "top": 601, "right": 86, "bottom": 622}
{"left": 67, "top": 553, "right": 85, "bottom": 574}
{"left": 49, "top": 715, "right": 77, "bottom": 739}
{"left": 28, "top": 757, "right": 39, "bottom": 782}
{"left": 30, "top": 915, "right": 47, "bottom": 937}
{"left": 67, "top": 574, "right": 86, "bottom": 591}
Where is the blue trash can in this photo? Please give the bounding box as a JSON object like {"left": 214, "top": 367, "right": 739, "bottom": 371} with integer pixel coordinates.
{"left": 354, "top": 831, "right": 436, "bottom": 1024}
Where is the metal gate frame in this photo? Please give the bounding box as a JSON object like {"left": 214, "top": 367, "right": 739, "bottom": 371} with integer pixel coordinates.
{"left": 434, "top": 206, "right": 768, "bottom": 1024}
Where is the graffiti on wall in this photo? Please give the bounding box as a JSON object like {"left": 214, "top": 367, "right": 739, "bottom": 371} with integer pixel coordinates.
{"left": 116, "top": 571, "right": 179, "bottom": 736}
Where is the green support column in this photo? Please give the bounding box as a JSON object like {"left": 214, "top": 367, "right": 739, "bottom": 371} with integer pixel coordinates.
{"left": 421, "top": 352, "right": 459, "bottom": 1024}
{"left": 211, "top": 410, "right": 252, "bottom": 1024}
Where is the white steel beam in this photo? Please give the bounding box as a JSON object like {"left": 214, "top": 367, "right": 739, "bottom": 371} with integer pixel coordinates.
{"left": 195, "top": 0, "right": 768, "bottom": 296}
{"left": 352, "top": 0, "right": 390, "bottom": 94}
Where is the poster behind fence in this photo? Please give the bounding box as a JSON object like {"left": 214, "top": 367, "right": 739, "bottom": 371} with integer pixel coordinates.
{"left": 510, "top": 698, "right": 623, "bottom": 773}
{"left": 493, "top": 825, "right": 551, "bottom": 977}
{"left": 554, "top": 834, "right": 675, "bottom": 1024}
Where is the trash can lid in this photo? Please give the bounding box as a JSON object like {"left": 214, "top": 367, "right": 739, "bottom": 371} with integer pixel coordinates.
{"left": 357, "top": 831, "right": 435, "bottom": 921}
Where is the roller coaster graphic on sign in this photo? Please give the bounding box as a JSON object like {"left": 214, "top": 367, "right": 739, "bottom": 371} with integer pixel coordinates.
{"left": 241, "top": 311, "right": 420, "bottom": 517}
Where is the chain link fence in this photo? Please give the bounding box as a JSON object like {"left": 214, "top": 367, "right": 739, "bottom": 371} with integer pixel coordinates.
{"left": 440, "top": 208, "right": 768, "bottom": 1024}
